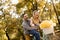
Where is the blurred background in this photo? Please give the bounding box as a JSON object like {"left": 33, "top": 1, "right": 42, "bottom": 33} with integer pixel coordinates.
{"left": 0, "top": 0, "right": 60, "bottom": 40}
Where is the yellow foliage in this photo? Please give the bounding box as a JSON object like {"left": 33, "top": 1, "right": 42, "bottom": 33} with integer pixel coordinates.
{"left": 27, "top": 2, "right": 32, "bottom": 9}
{"left": 39, "top": 1, "right": 46, "bottom": 7}
{"left": 51, "top": 18, "right": 58, "bottom": 23}
{"left": 18, "top": 0, "right": 24, "bottom": 3}
{"left": 40, "top": 20, "right": 51, "bottom": 29}
{"left": 0, "top": 20, "right": 6, "bottom": 28}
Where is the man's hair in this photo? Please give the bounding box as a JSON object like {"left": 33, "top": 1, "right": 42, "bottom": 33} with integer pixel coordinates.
{"left": 22, "top": 13, "right": 26, "bottom": 18}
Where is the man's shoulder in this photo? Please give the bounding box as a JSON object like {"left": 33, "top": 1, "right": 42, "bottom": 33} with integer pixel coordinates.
{"left": 22, "top": 20, "right": 26, "bottom": 26}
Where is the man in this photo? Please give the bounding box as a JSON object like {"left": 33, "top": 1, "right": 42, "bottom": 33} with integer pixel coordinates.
{"left": 22, "top": 13, "right": 40, "bottom": 40}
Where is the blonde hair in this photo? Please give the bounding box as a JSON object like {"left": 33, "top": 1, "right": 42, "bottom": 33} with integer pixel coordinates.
{"left": 33, "top": 10, "right": 39, "bottom": 16}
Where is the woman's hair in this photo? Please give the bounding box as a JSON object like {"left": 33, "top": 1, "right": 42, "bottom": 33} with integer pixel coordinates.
{"left": 33, "top": 10, "right": 39, "bottom": 16}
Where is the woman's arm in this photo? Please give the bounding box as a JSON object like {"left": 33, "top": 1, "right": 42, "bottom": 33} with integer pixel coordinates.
{"left": 30, "top": 17, "right": 38, "bottom": 30}
{"left": 30, "top": 17, "right": 35, "bottom": 27}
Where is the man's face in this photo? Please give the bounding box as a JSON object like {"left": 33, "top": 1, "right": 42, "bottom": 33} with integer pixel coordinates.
{"left": 24, "top": 14, "right": 28, "bottom": 20}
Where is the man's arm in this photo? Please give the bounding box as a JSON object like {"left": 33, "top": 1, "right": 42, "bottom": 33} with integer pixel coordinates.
{"left": 22, "top": 23, "right": 33, "bottom": 30}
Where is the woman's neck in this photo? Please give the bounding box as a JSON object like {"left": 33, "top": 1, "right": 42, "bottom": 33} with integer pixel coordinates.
{"left": 33, "top": 17, "right": 39, "bottom": 20}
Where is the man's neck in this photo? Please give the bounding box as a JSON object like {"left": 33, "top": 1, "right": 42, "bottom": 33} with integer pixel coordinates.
{"left": 24, "top": 19, "right": 28, "bottom": 21}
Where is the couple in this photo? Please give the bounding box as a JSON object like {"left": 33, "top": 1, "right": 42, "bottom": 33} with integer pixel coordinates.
{"left": 22, "top": 10, "right": 41, "bottom": 40}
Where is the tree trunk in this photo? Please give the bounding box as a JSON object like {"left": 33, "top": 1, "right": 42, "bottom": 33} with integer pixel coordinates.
{"left": 51, "top": 0, "right": 60, "bottom": 24}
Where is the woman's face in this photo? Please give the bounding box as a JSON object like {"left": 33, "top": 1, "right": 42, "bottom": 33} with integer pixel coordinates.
{"left": 34, "top": 12, "right": 39, "bottom": 18}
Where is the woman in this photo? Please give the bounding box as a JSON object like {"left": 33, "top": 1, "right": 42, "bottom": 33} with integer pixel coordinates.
{"left": 30, "top": 10, "right": 41, "bottom": 40}
{"left": 30, "top": 10, "right": 41, "bottom": 32}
